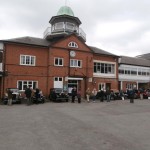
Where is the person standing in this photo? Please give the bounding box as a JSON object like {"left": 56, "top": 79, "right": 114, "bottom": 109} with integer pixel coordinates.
{"left": 7, "top": 89, "right": 13, "bottom": 106}
{"left": 86, "top": 88, "right": 91, "bottom": 102}
{"left": 25, "top": 86, "right": 32, "bottom": 105}
{"left": 120, "top": 90, "right": 125, "bottom": 100}
{"left": 139, "top": 88, "right": 144, "bottom": 100}
{"left": 92, "top": 88, "right": 97, "bottom": 102}
{"left": 129, "top": 89, "right": 135, "bottom": 103}
{"left": 77, "top": 89, "right": 81, "bottom": 103}
{"left": 98, "top": 90, "right": 104, "bottom": 102}
{"left": 71, "top": 87, "right": 77, "bottom": 103}
{"left": 106, "top": 88, "right": 111, "bottom": 102}
{"left": 35, "top": 88, "right": 40, "bottom": 104}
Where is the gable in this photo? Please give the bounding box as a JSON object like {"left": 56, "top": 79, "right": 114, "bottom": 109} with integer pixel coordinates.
{"left": 51, "top": 34, "right": 92, "bottom": 53}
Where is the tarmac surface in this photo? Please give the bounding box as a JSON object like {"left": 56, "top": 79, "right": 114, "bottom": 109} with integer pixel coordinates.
{"left": 0, "top": 99, "right": 150, "bottom": 150}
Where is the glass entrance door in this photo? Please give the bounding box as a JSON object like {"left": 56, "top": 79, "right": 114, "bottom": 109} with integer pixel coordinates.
{"left": 68, "top": 80, "right": 78, "bottom": 94}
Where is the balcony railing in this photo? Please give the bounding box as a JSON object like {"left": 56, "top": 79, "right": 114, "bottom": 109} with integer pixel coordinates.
{"left": 43, "top": 22, "right": 86, "bottom": 41}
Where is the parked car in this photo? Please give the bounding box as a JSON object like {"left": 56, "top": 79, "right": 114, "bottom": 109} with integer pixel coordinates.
{"left": 143, "top": 89, "right": 150, "bottom": 99}
{"left": 110, "top": 89, "right": 122, "bottom": 100}
{"left": 49, "top": 88, "right": 69, "bottom": 102}
{"left": 31, "top": 95, "right": 45, "bottom": 104}
{"left": 2, "top": 88, "right": 23, "bottom": 105}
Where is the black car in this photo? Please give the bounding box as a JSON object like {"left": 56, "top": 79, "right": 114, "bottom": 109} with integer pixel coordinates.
{"left": 49, "top": 88, "right": 69, "bottom": 102}
{"left": 2, "top": 88, "right": 22, "bottom": 105}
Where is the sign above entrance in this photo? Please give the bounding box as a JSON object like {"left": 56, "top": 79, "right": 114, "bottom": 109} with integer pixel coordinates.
{"left": 67, "top": 77, "right": 83, "bottom": 80}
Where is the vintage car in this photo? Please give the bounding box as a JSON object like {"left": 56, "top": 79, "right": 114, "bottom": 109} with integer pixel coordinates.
{"left": 49, "top": 88, "right": 69, "bottom": 102}
{"left": 2, "top": 88, "right": 23, "bottom": 105}
{"left": 31, "top": 92, "right": 45, "bottom": 104}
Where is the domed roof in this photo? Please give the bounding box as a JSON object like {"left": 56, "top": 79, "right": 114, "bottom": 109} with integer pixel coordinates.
{"left": 57, "top": 6, "right": 74, "bottom": 16}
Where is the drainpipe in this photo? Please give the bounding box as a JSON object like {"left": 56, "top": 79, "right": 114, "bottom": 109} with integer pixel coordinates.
{"left": 68, "top": 49, "right": 70, "bottom": 77}
{"left": 2, "top": 43, "right": 6, "bottom": 98}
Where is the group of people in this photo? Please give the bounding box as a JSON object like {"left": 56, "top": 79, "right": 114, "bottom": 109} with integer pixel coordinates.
{"left": 25, "top": 86, "right": 43, "bottom": 105}
{"left": 71, "top": 87, "right": 140, "bottom": 103}
{"left": 6, "top": 86, "right": 42, "bottom": 106}
{"left": 85, "top": 88, "right": 112, "bottom": 102}
{"left": 71, "top": 87, "right": 114, "bottom": 103}
{"left": 6, "top": 86, "right": 150, "bottom": 105}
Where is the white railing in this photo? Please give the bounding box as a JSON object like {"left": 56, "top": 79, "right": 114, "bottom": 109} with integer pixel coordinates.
{"left": 79, "top": 28, "right": 86, "bottom": 41}
{"left": 43, "top": 22, "right": 86, "bottom": 41}
{"left": 43, "top": 27, "right": 51, "bottom": 39}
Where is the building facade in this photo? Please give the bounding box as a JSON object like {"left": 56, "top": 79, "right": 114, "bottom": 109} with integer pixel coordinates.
{"left": 0, "top": 6, "right": 119, "bottom": 98}
{"left": 118, "top": 56, "right": 150, "bottom": 91}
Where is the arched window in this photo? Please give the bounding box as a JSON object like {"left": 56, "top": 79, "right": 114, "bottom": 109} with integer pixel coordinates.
{"left": 68, "top": 41, "right": 78, "bottom": 48}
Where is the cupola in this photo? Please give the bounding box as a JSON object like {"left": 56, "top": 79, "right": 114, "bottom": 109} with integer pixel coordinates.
{"left": 43, "top": 6, "right": 86, "bottom": 42}
{"left": 57, "top": 6, "right": 74, "bottom": 16}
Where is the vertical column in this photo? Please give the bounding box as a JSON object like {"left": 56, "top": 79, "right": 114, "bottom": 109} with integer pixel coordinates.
{"left": 137, "top": 81, "right": 139, "bottom": 90}
{"left": 120, "top": 81, "right": 123, "bottom": 90}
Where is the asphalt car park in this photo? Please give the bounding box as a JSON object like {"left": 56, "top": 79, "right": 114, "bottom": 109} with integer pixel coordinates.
{"left": 0, "top": 99, "right": 150, "bottom": 150}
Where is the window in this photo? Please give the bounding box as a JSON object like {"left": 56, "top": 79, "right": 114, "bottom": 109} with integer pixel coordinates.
{"left": 66, "top": 22, "right": 76, "bottom": 31}
{"left": 70, "top": 59, "right": 82, "bottom": 68}
{"left": 126, "top": 83, "right": 136, "bottom": 90}
{"left": 54, "top": 58, "right": 63, "bottom": 66}
{"left": 99, "top": 83, "right": 105, "bottom": 91}
{"left": 119, "top": 66, "right": 149, "bottom": 76}
{"left": 68, "top": 42, "right": 78, "bottom": 48}
{"left": 54, "top": 77, "right": 63, "bottom": 81}
{"left": 119, "top": 69, "right": 124, "bottom": 74}
{"left": 55, "top": 22, "right": 64, "bottom": 30}
{"left": 94, "top": 62, "right": 115, "bottom": 74}
{"left": 17, "top": 81, "right": 38, "bottom": 91}
{"left": 20, "top": 55, "right": 35, "bottom": 66}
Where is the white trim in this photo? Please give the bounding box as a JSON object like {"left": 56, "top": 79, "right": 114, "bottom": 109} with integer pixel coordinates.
{"left": 67, "top": 77, "right": 83, "bottom": 80}
{"left": 54, "top": 57, "right": 63, "bottom": 66}
{"left": 94, "top": 60, "right": 116, "bottom": 65}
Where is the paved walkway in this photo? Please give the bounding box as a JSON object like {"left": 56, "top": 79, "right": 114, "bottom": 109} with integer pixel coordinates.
{"left": 0, "top": 99, "right": 150, "bottom": 150}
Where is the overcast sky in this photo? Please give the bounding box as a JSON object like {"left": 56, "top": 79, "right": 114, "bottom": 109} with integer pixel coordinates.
{"left": 0, "top": 0, "right": 150, "bottom": 57}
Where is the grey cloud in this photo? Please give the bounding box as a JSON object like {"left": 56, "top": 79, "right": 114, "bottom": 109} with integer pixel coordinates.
{"left": 0, "top": 0, "right": 150, "bottom": 56}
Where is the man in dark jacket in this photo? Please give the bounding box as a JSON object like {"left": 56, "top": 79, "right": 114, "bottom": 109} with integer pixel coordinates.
{"left": 129, "top": 89, "right": 135, "bottom": 103}
{"left": 35, "top": 88, "right": 40, "bottom": 104}
{"left": 25, "top": 86, "right": 32, "bottom": 105}
{"left": 71, "top": 87, "right": 77, "bottom": 103}
{"left": 98, "top": 90, "right": 104, "bottom": 102}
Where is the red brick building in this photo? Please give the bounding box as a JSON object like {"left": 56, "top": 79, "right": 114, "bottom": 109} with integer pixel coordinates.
{"left": 0, "top": 6, "right": 119, "bottom": 98}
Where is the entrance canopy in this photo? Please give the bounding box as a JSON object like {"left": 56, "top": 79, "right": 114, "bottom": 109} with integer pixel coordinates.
{"left": 66, "top": 77, "right": 83, "bottom": 81}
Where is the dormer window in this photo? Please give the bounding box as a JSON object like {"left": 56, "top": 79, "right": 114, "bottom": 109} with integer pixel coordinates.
{"left": 68, "top": 41, "right": 78, "bottom": 48}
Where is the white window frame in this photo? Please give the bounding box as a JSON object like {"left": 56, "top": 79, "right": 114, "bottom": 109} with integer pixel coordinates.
{"left": 98, "top": 83, "right": 106, "bottom": 91}
{"left": 55, "top": 22, "right": 64, "bottom": 30}
{"left": 66, "top": 22, "right": 76, "bottom": 31}
{"left": 68, "top": 41, "right": 78, "bottom": 48}
{"left": 54, "top": 57, "right": 63, "bottom": 66}
{"left": 94, "top": 61, "right": 115, "bottom": 74}
{"left": 70, "top": 59, "right": 82, "bottom": 68}
{"left": 17, "top": 80, "right": 38, "bottom": 91}
{"left": 20, "top": 55, "right": 36, "bottom": 66}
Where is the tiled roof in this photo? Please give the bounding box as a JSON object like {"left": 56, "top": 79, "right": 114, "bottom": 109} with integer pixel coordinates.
{"left": 2, "top": 36, "right": 51, "bottom": 47}
{"left": 120, "top": 56, "right": 150, "bottom": 67}
{"left": 136, "top": 53, "right": 150, "bottom": 60}
{"left": 89, "top": 46, "right": 118, "bottom": 56}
